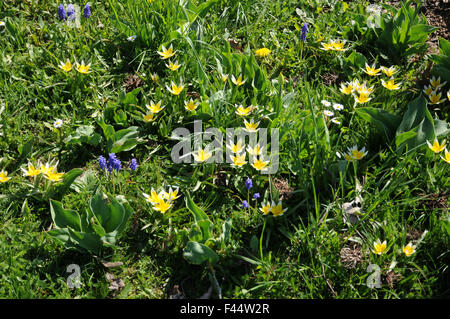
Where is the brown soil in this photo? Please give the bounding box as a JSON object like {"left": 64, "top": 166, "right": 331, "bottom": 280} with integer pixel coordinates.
{"left": 339, "top": 242, "right": 364, "bottom": 269}
{"left": 421, "top": 1, "right": 450, "bottom": 54}
{"left": 273, "top": 177, "right": 294, "bottom": 200}
{"left": 123, "top": 74, "right": 143, "bottom": 92}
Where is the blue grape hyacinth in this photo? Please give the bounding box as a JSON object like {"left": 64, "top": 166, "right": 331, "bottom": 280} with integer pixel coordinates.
{"left": 58, "top": 4, "right": 66, "bottom": 20}
{"left": 99, "top": 155, "right": 107, "bottom": 170}
{"left": 83, "top": 4, "right": 91, "bottom": 18}
{"left": 245, "top": 177, "right": 253, "bottom": 190}
{"left": 300, "top": 23, "right": 308, "bottom": 42}
{"left": 67, "top": 4, "right": 75, "bottom": 21}
{"left": 129, "top": 158, "right": 137, "bottom": 171}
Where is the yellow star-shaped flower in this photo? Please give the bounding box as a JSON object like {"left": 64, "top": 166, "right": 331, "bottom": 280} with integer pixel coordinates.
{"left": 380, "top": 66, "right": 398, "bottom": 77}
{"left": 244, "top": 119, "right": 259, "bottom": 132}
{"left": 441, "top": 148, "right": 450, "bottom": 164}
{"left": 430, "top": 76, "right": 446, "bottom": 89}
{"left": 363, "top": 63, "right": 381, "bottom": 76}
{"left": 381, "top": 79, "right": 401, "bottom": 90}
{"left": 373, "top": 239, "right": 388, "bottom": 255}
{"left": 354, "top": 92, "right": 371, "bottom": 104}
{"left": 143, "top": 112, "right": 156, "bottom": 122}
{"left": 251, "top": 156, "right": 269, "bottom": 171}
{"left": 143, "top": 188, "right": 165, "bottom": 205}
{"left": 44, "top": 170, "right": 64, "bottom": 182}
{"left": 0, "top": 170, "right": 11, "bottom": 183}
{"left": 230, "top": 153, "right": 247, "bottom": 167}
{"left": 153, "top": 199, "right": 173, "bottom": 213}
{"left": 21, "top": 163, "right": 41, "bottom": 177}
{"left": 340, "top": 82, "right": 354, "bottom": 95}
{"left": 402, "top": 242, "right": 416, "bottom": 257}
{"left": 146, "top": 100, "right": 165, "bottom": 113}
{"left": 427, "top": 138, "right": 446, "bottom": 153}
{"left": 165, "top": 60, "right": 181, "bottom": 71}
{"left": 260, "top": 203, "right": 271, "bottom": 215}
{"left": 235, "top": 105, "right": 254, "bottom": 116}
{"left": 166, "top": 81, "right": 184, "bottom": 95}
{"left": 270, "top": 201, "right": 287, "bottom": 217}
{"left": 231, "top": 75, "right": 246, "bottom": 86}
{"left": 226, "top": 139, "right": 244, "bottom": 153}
{"left": 76, "top": 61, "right": 91, "bottom": 74}
{"left": 428, "top": 91, "right": 445, "bottom": 105}
{"left": 157, "top": 44, "right": 176, "bottom": 59}
{"left": 184, "top": 99, "right": 199, "bottom": 112}
{"left": 346, "top": 145, "right": 367, "bottom": 160}
{"left": 193, "top": 148, "right": 212, "bottom": 163}
{"left": 59, "top": 59, "right": 72, "bottom": 72}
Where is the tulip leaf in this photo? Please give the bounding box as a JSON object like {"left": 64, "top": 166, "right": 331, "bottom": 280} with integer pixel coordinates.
{"left": 50, "top": 199, "right": 81, "bottom": 231}
{"left": 185, "top": 192, "right": 209, "bottom": 223}
{"left": 103, "top": 196, "right": 126, "bottom": 233}
{"left": 67, "top": 229, "right": 103, "bottom": 255}
{"left": 197, "top": 219, "right": 213, "bottom": 243}
{"left": 356, "top": 107, "right": 402, "bottom": 141}
{"left": 51, "top": 168, "right": 83, "bottom": 200}
{"left": 220, "top": 218, "right": 232, "bottom": 249}
{"left": 183, "top": 241, "right": 219, "bottom": 265}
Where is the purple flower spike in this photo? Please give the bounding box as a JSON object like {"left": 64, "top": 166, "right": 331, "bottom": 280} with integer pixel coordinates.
{"left": 113, "top": 158, "right": 121, "bottom": 171}
{"left": 99, "top": 155, "right": 107, "bottom": 170}
{"left": 58, "top": 4, "right": 66, "bottom": 20}
{"left": 300, "top": 23, "right": 309, "bottom": 42}
{"left": 245, "top": 177, "right": 253, "bottom": 190}
{"left": 83, "top": 4, "right": 91, "bottom": 18}
{"left": 129, "top": 158, "right": 137, "bottom": 171}
{"left": 67, "top": 4, "right": 75, "bottom": 21}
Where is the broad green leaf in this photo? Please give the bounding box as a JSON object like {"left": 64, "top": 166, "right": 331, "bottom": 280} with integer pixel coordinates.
{"left": 395, "top": 130, "right": 417, "bottom": 148}
{"left": 90, "top": 193, "right": 111, "bottom": 228}
{"left": 395, "top": 95, "right": 438, "bottom": 150}
{"left": 103, "top": 196, "right": 126, "bottom": 233}
{"left": 18, "top": 138, "right": 33, "bottom": 159}
{"left": 356, "top": 107, "right": 401, "bottom": 141}
{"left": 183, "top": 241, "right": 219, "bottom": 265}
{"left": 68, "top": 229, "right": 103, "bottom": 254}
{"left": 51, "top": 168, "right": 83, "bottom": 200}
{"left": 345, "top": 51, "right": 367, "bottom": 69}
{"left": 50, "top": 200, "right": 81, "bottom": 231}
{"left": 48, "top": 228, "right": 72, "bottom": 246}
{"left": 102, "top": 231, "right": 119, "bottom": 246}
{"left": 438, "top": 38, "right": 450, "bottom": 55}
{"left": 115, "top": 200, "right": 133, "bottom": 235}
{"left": 91, "top": 224, "right": 106, "bottom": 237}
{"left": 197, "top": 219, "right": 213, "bottom": 243}
{"left": 189, "top": 224, "right": 203, "bottom": 242}
{"left": 220, "top": 218, "right": 232, "bottom": 249}
{"left": 185, "top": 192, "right": 209, "bottom": 222}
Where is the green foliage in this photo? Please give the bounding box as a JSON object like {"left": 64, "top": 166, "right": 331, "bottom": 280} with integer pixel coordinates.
{"left": 372, "top": 0, "right": 437, "bottom": 64}
{"left": 65, "top": 125, "right": 102, "bottom": 147}
{"left": 97, "top": 119, "right": 142, "bottom": 154}
{"left": 356, "top": 95, "right": 449, "bottom": 151}
{"left": 395, "top": 95, "right": 449, "bottom": 151}
{"left": 181, "top": 193, "right": 232, "bottom": 265}
{"left": 430, "top": 38, "right": 450, "bottom": 83}
{"left": 48, "top": 192, "right": 133, "bottom": 254}
{"left": 0, "top": 0, "right": 448, "bottom": 299}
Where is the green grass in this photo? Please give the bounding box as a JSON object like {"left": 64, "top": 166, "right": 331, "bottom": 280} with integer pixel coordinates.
{"left": 0, "top": 0, "right": 448, "bottom": 299}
